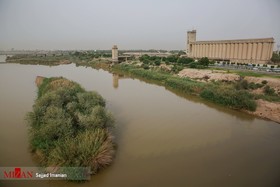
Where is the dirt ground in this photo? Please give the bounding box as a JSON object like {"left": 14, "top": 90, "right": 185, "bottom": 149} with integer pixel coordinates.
{"left": 246, "top": 99, "right": 280, "bottom": 123}
{"left": 178, "top": 68, "right": 240, "bottom": 82}
{"left": 244, "top": 76, "right": 280, "bottom": 94}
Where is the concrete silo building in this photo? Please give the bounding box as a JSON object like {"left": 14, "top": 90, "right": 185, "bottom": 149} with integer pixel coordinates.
{"left": 187, "top": 30, "right": 274, "bottom": 64}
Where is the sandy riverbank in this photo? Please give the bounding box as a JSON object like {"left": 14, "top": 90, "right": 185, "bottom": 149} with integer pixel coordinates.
{"left": 178, "top": 68, "right": 280, "bottom": 123}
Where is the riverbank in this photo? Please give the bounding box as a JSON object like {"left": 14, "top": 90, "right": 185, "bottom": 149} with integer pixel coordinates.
{"left": 112, "top": 64, "right": 280, "bottom": 123}
{"left": 28, "top": 76, "right": 115, "bottom": 179}
{"left": 7, "top": 54, "right": 280, "bottom": 123}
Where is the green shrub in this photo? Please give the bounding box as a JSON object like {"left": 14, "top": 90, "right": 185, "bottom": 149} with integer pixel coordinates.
{"left": 189, "top": 62, "right": 197, "bottom": 68}
{"left": 200, "top": 86, "right": 256, "bottom": 111}
{"left": 261, "top": 80, "right": 268, "bottom": 84}
{"left": 248, "top": 82, "right": 264, "bottom": 90}
{"left": 264, "top": 85, "right": 275, "bottom": 95}
{"left": 198, "top": 57, "right": 210, "bottom": 66}
{"left": 165, "top": 77, "right": 204, "bottom": 94}
{"left": 154, "top": 60, "right": 161, "bottom": 66}
{"left": 177, "top": 57, "right": 194, "bottom": 64}
{"left": 27, "top": 77, "right": 115, "bottom": 177}
{"left": 48, "top": 129, "right": 114, "bottom": 174}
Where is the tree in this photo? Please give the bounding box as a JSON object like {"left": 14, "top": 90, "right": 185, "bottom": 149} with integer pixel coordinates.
{"left": 198, "top": 57, "right": 210, "bottom": 67}
{"left": 177, "top": 57, "right": 194, "bottom": 64}
{"left": 166, "top": 55, "right": 178, "bottom": 63}
{"left": 154, "top": 59, "right": 161, "bottom": 66}
{"left": 271, "top": 52, "right": 280, "bottom": 63}
{"left": 139, "top": 54, "right": 150, "bottom": 62}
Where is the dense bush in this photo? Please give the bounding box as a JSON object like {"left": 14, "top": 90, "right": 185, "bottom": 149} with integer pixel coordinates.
{"left": 154, "top": 59, "right": 161, "bottom": 66}
{"left": 188, "top": 57, "right": 209, "bottom": 69}
{"left": 198, "top": 57, "right": 210, "bottom": 67}
{"left": 27, "top": 77, "right": 115, "bottom": 177}
{"left": 166, "top": 55, "right": 178, "bottom": 63}
{"left": 189, "top": 62, "right": 198, "bottom": 68}
{"left": 200, "top": 86, "right": 257, "bottom": 111}
{"left": 177, "top": 57, "right": 194, "bottom": 64}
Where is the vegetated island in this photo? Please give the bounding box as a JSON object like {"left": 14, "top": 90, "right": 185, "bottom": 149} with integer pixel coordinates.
{"left": 7, "top": 52, "right": 280, "bottom": 123}
{"left": 27, "top": 76, "right": 115, "bottom": 179}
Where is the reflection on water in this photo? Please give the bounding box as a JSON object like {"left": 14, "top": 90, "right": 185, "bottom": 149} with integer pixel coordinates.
{"left": 112, "top": 73, "right": 127, "bottom": 89}
{"left": 1, "top": 63, "right": 280, "bottom": 187}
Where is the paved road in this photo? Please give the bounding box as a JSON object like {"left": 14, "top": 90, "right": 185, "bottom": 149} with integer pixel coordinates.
{"left": 210, "top": 65, "right": 280, "bottom": 75}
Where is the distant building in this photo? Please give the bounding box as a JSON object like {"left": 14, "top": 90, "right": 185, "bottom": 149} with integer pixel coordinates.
{"left": 187, "top": 30, "right": 274, "bottom": 64}
{"left": 112, "top": 45, "right": 118, "bottom": 63}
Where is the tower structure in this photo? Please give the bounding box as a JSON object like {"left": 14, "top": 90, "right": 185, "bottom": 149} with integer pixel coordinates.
{"left": 112, "top": 45, "right": 118, "bottom": 63}
{"left": 187, "top": 30, "right": 196, "bottom": 56}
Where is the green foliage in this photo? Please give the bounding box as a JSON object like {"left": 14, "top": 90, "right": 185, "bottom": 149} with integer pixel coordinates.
{"left": 48, "top": 129, "right": 114, "bottom": 174}
{"left": 209, "top": 60, "right": 216, "bottom": 65}
{"left": 165, "top": 77, "right": 204, "bottom": 94}
{"left": 27, "top": 77, "right": 115, "bottom": 177}
{"left": 248, "top": 82, "right": 263, "bottom": 90}
{"left": 6, "top": 54, "right": 71, "bottom": 66}
{"left": 187, "top": 57, "right": 209, "bottom": 69}
{"left": 177, "top": 57, "right": 194, "bottom": 64}
{"left": 232, "top": 70, "right": 280, "bottom": 79}
{"left": 142, "top": 64, "right": 150, "bottom": 69}
{"left": 113, "top": 64, "right": 257, "bottom": 111}
{"left": 271, "top": 52, "right": 280, "bottom": 63}
{"left": 264, "top": 85, "right": 275, "bottom": 95}
{"left": 171, "top": 65, "right": 184, "bottom": 73}
{"left": 261, "top": 80, "right": 268, "bottom": 84}
{"left": 198, "top": 57, "right": 210, "bottom": 67}
{"left": 154, "top": 59, "right": 161, "bottom": 66}
{"left": 166, "top": 55, "right": 178, "bottom": 63}
{"left": 189, "top": 62, "right": 197, "bottom": 68}
{"left": 253, "top": 94, "right": 280, "bottom": 102}
{"left": 235, "top": 80, "right": 264, "bottom": 90}
{"left": 200, "top": 85, "right": 257, "bottom": 111}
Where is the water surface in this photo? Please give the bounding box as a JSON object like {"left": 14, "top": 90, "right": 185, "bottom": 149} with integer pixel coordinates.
{"left": 0, "top": 61, "right": 280, "bottom": 187}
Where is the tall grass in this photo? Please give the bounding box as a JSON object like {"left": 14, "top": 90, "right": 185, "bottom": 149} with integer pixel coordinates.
{"left": 200, "top": 85, "right": 257, "bottom": 111}
{"left": 27, "top": 77, "right": 115, "bottom": 178}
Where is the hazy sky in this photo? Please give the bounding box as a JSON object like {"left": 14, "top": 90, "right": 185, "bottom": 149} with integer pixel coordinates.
{"left": 0, "top": 0, "right": 279, "bottom": 50}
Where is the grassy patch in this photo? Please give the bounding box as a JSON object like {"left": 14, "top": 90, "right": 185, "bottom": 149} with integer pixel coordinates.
{"left": 200, "top": 85, "right": 257, "bottom": 111}
{"left": 6, "top": 54, "right": 71, "bottom": 65}
{"left": 232, "top": 70, "right": 280, "bottom": 79}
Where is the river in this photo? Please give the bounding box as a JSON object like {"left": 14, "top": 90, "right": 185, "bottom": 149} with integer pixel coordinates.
{"left": 0, "top": 59, "right": 280, "bottom": 187}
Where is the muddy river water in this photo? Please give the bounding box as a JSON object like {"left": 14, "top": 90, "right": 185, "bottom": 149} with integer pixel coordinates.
{"left": 0, "top": 61, "right": 280, "bottom": 187}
